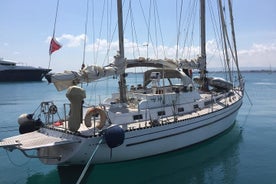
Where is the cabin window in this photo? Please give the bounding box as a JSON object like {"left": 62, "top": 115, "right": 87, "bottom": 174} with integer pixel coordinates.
{"left": 193, "top": 104, "right": 199, "bottom": 109}
{"left": 157, "top": 111, "right": 166, "bottom": 116}
{"left": 133, "top": 114, "right": 143, "bottom": 120}
{"left": 178, "top": 107, "right": 184, "bottom": 112}
{"left": 204, "top": 100, "right": 213, "bottom": 106}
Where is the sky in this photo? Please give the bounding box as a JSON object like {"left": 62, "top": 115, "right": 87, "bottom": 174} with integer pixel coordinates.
{"left": 1, "top": 0, "right": 276, "bottom": 72}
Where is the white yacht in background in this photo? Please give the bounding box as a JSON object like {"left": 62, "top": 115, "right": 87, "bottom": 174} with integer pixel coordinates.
{"left": 0, "top": 58, "right": 51, "bottom": 82}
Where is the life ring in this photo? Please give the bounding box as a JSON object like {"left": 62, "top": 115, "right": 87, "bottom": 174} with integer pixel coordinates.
{"left": 84, "top": 107, "right": 107, "bottom": 129}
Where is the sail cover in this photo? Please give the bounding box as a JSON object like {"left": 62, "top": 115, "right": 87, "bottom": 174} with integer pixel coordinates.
{"left": 48, "top": 55, "right": 126, "bottom": 91}
{"left": 48, "top": 55, "right": 204, "bottom": 91}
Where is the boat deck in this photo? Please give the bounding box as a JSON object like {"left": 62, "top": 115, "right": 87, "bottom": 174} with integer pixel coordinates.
{"left": 48, "top": 90, "right": 241, "bottom": 136}
{"left": 0, "top": 131, "right": 78, "bottom": 150}
{"left": 0, "top": 90, "right": 241, "bottom": 151}
{"left": 125, "top": 92, "right": 239, "bottom": 131}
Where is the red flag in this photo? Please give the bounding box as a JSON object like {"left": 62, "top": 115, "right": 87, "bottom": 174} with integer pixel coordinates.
{"left": 49, "top": 37, "right": 62, "bottom": 55}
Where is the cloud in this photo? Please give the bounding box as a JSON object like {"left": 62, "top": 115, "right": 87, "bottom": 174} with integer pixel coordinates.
{"left": 58, "top": 34, "right": 85, "bottom": 47}
{"left": 12, "top": 51, "right": 20, "bottom": 55}
{"left": 239, "top": 43, "right": 276, "bottom": 55}
{"left": 86, "top": 38, "right": 118, "bottom": 53}
{"left": 46, "top": 34, "right": 85, "bottom": 48}
{"left": 238, "top": 43, "right": 276, "bottom": 68}
{"left": 46, "top": 34, "right": 276, "bottom": 69}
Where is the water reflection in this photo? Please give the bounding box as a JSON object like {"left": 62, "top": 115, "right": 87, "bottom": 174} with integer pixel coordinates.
{"left": 26, "top": 123, "right": 243, "bottom": 184}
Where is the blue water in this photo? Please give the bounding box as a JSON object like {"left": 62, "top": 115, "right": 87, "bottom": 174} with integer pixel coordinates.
{"left": 0, "top": 72, "right": 276, "bottom": 184}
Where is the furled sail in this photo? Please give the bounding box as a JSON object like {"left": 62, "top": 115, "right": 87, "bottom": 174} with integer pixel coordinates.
{"left": 126, "top": 57, "right": 177, "bottom": 69}
{"left": 126, "top": 56, "right": 204, "bottom": 70}
{"left": 48, "top": 54, "right": 203, "bottom": 91}
{"left": 47, "top": 55, "right": 126, "bottom": 91}
{"left": 178, "top": 56, "right": 206, "bottom": 70}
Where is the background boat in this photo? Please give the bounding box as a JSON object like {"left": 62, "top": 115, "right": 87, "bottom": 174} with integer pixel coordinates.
{"left": 0, "top": 58, "right": 51, "bottom": 82}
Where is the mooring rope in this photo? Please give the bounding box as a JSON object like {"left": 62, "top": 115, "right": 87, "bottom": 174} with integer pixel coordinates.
{"left": 6, "top": 150, "right": 32, "bottom": 167}
{"left": 76, "top": 138, "right": 103, "bottom": 184}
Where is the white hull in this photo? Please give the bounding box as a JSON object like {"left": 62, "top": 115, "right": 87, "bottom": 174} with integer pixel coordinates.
{"left": 0, "top": 0, "right": 244, "bottom": 172}
{"left": 38, "top": 96, "right": 242, "bottom": 165}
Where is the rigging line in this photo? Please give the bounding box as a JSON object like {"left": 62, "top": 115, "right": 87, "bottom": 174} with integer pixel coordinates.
{"left": 128, "top": 1, "right": 139, "bottom": 58}
{"left": 218, "top": 0, "right": 232, "bottom": 82}
{"left": 123, "top": 0, "right": 131, "bottom": 32}
{"left": 95, "top": 0, "right": 106, "bottom": 65}
{"left": 92, "top": 0, "right": 96, "bottom": 63}
{"left": 153, "top": 0, "right": 158, "bottom": 58}
{"left": 181, "top": 0, "right": 198, "bottom": 59}
{"left": 180, "top": 0, "right": 193, "bottom": 58}
{"left": 207, "top": 0, "right": 225, "bottom": 71}
{"left": 176, "top": 0, "right": 184, "bottom": 60}
{"left": 217, "top": 1, "right": 237, "bottom": 71}
{"left": 187, "top": 1, "right": 197, "bottom": 59}
{"left": 149, "top": 0, "right": 158, "bottom": 58}
{"left": 152, "top": 0, "right": 164, "bottom": 58}
{"left": 103, "top": 24, "right": 117, "bottom": 63}
{"left": 100, "top": 1, "right": 118, "bottom": 67}
{"left": 130, "top": 2, "right": 137, "bottom": 57}
{"left": 147, "top": 0, "right": 153, "bottom": 57}
{"left": 153, "top": 0, "right": 166, "bottom": 58}
{"left": 216, "top": 0, "right": 228, "bottom": 77}
{"left": 102, "top": 0, "right": 130, "bottom": 65}
{"left": 105, "top": 0, "right": 115, "bottom": 63}
{"left": 138, "top": 0, "right": 157, "bottom": 58}
{"left": 81, "top": 0, "right": 90, "bottom": 68}
{"left": 147, "top": 0, "right": 152, "bottom": 56}
{"left": 103, "top": 0, "right": 112, "bottom": 66}
{"left": 228, "top": 0, "right": 242, "bottom": 82}
{"left": 92, "top": 0, "right": 115, "bottom": 66}
{"left": 105, "top": 2, "right": 112, "bottom": 102}
{"left": 103, "top": 1, "right": 118, "bottom": 66}
{"left": 106, "top": 0, "right": 110, "bottom": 43}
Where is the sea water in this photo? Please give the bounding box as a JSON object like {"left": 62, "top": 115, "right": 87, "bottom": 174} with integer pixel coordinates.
{"left": 0, "top": 72, "right": 275, "bottom": 184}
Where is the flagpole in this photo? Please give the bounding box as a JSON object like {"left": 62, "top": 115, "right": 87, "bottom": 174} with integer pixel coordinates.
{"left": 52, "top": 0, "right": 60, "bottom": 38}
{"left": 48, "top": 55, "right": 52, "bottom": 69}
{"left": 48, "top": 0, "right": 60, "bottom": 69}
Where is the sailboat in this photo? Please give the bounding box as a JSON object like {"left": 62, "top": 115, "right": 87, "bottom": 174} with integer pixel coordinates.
{"left": 0, "top": 0, "right": 244, "bottom": 167}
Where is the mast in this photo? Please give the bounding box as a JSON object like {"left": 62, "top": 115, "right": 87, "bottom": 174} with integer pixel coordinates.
{"left": 200, "top": 0, "right": 208, "bottom": 91}
{"left": 117, "top": 0, "right": 127, "bottom": 103}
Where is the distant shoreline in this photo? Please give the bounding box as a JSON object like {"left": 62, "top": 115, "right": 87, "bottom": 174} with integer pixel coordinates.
{"left": 240, "top": 69, "right": 274, "bottom": 73}
{"left": 211, "top": 69, "right": 274, "bottom": 73}
{"left": 126, "top": 69, "right": 275, "bottom": 74}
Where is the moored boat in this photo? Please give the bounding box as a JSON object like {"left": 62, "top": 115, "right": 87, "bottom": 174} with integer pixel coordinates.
{"left": 0, "top": 0, "right": 244, "bottom": 178}
{"left": 0, "top": 58, "right": 51, "bottom": 82}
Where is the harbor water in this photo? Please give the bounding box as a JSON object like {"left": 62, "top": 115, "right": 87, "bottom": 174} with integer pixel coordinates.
{"left": 0, "top": 72, "right": 275, "bottom": 184}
